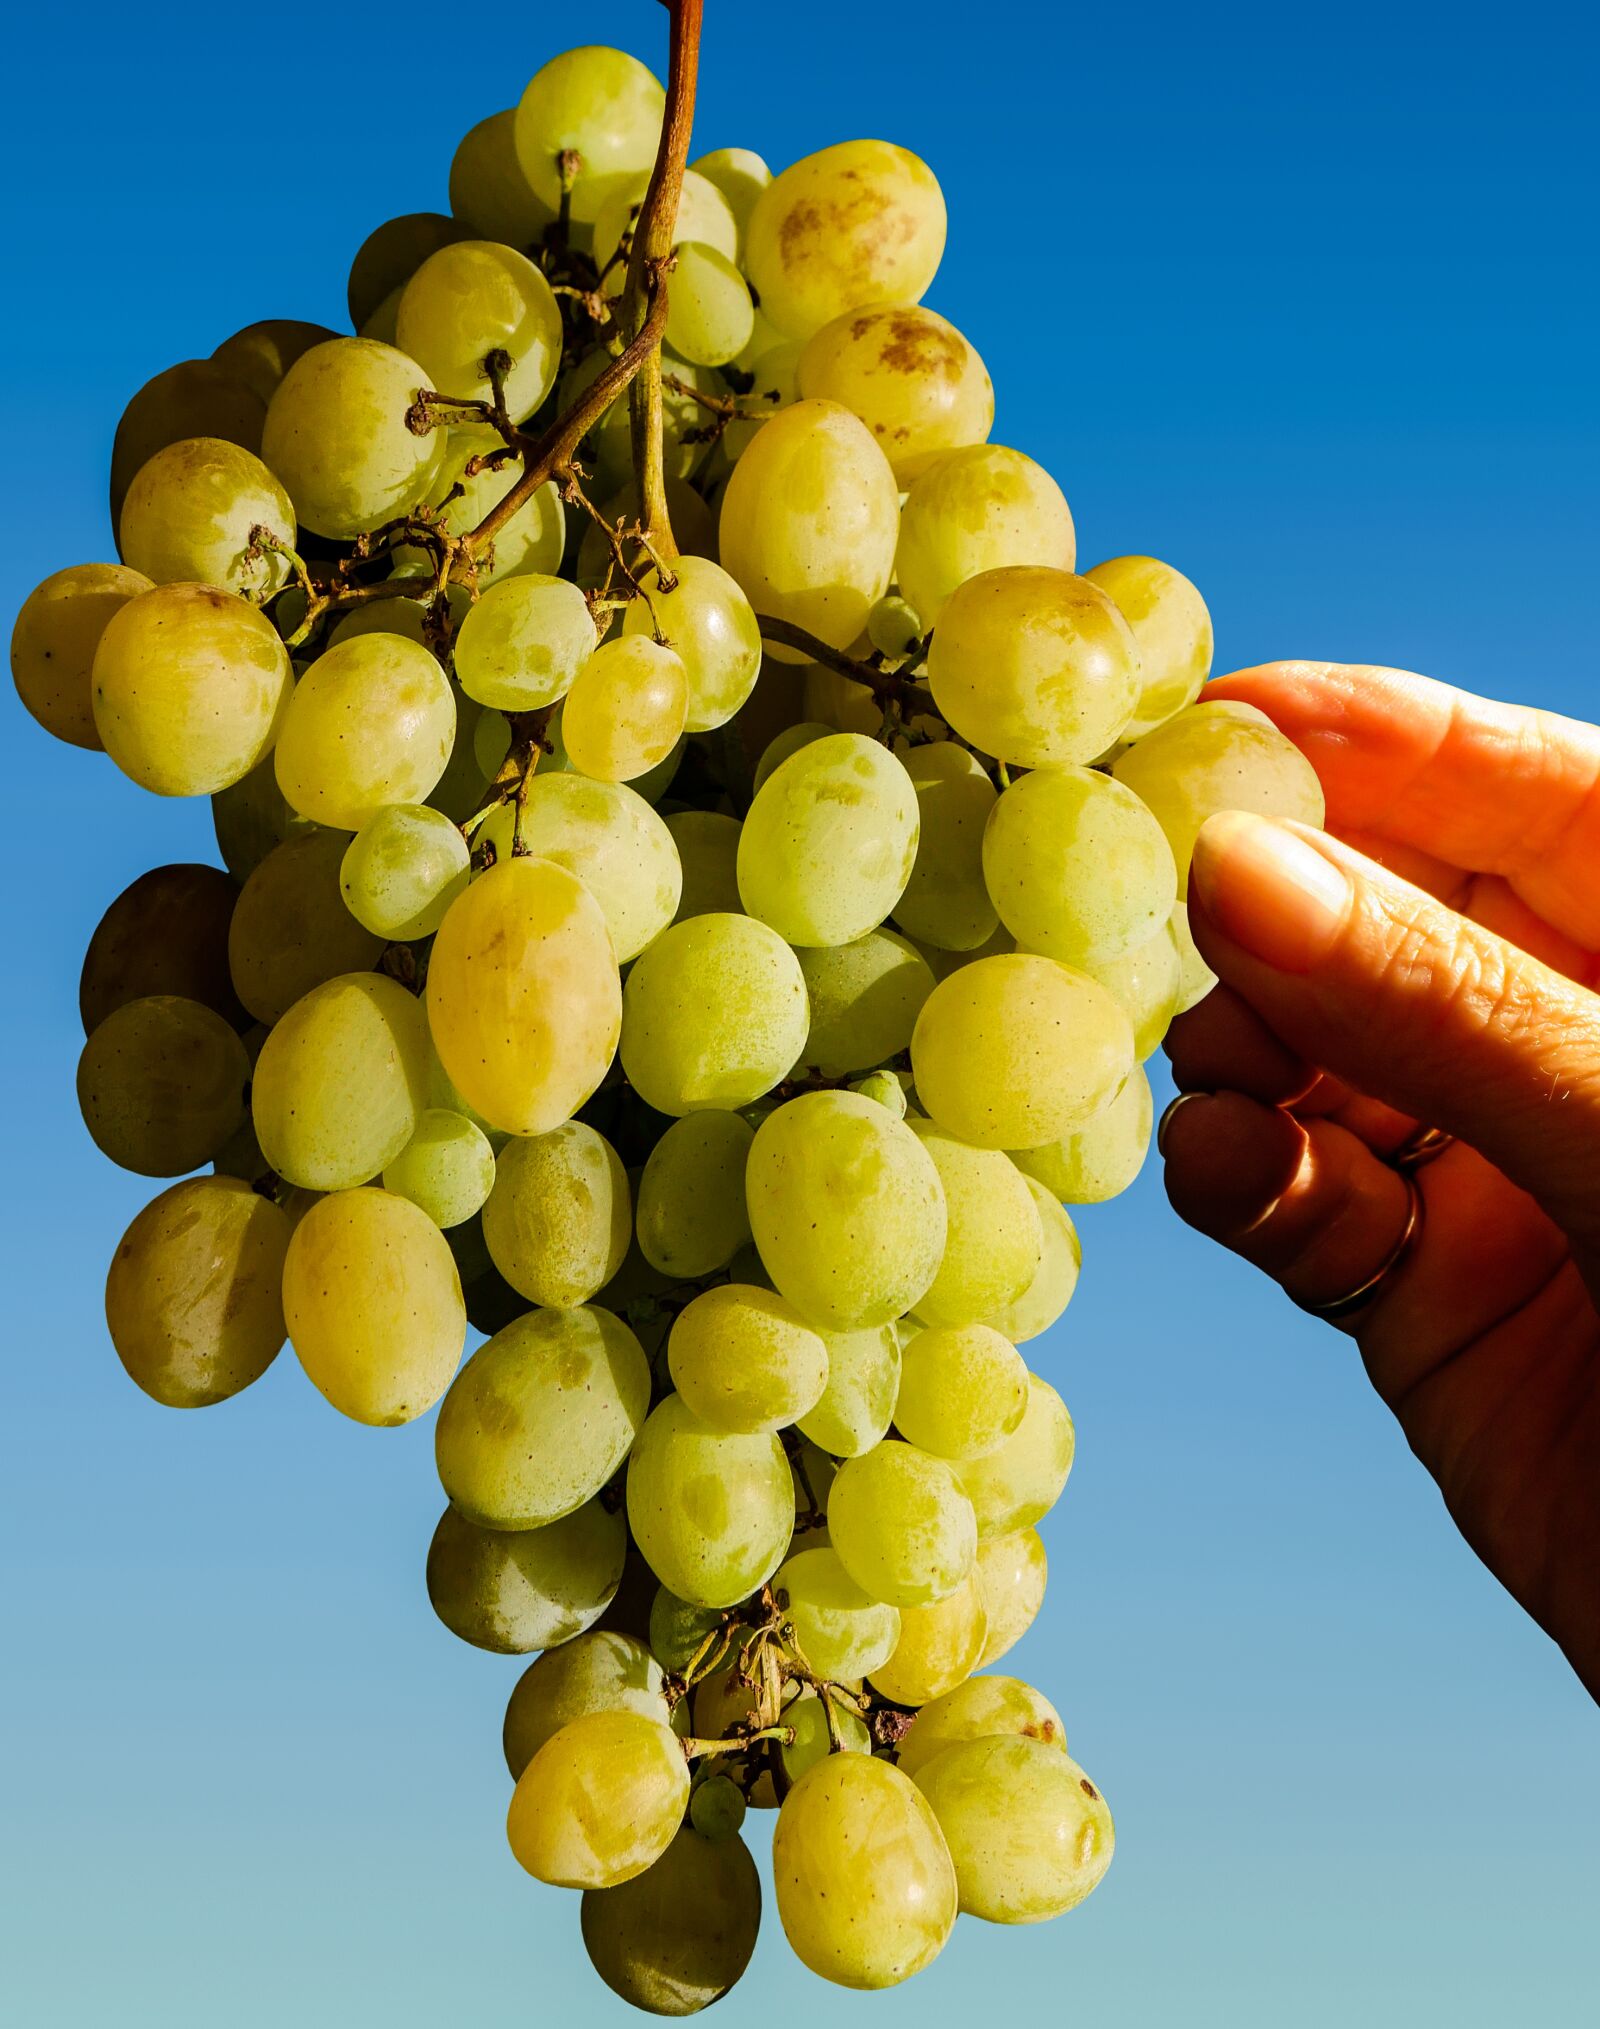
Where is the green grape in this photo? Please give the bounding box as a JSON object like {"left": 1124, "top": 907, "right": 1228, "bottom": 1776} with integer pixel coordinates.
{"left": 261, "top": 338, "right": 440, "bottom": 540}
{"left": 1075, "top": 923, "right": 1183, "bottom": 1061}
{"left": 449, "top": 109, "right": 555, "bottom": 247}
{"left": 399, "top": 442, "right": 565, "bottom": 586}
{"left": 626, "top": 1394, "right": 792, "bottom": 1609}
{"left": 503, "top": 1631, "right": 670, "bottom": 1780}
{"left": 452, "top": 572, "right": 596, "bottom": 710}
{"left": 691, "top": 145, "right": 770, "bottom": 247}
{"left": 870, "top": 1568, "right": 987, "bottom": 1706}
{"left": 339, "top": 802, "right": 469, "bottom": 942}
{"left": 1085, "top": 553, "right": 1214, "bottom": 738}
{"left": 428, "top": 1498, "right": 624, "bottom": 1653}
{"left": 436, "top": 1304, "right": 649, "bottom": 1528}
{"left": 753, "top": 722, "right": 830, "bottom": 793}
{"left": 582, "top": 1827, "right": 761, "bottom": 2016}
{"left": 592, "top": 169, "right": 739, "bottom": 276}
{"left": 849, "top": 1069, "right": 908, "bottom": 1117}
{"left": 621, "top": 557, "right": 762, "bottom": 733}
{"left": 211, "top": 751, "right": 319, "bottom": 882}
{"left": 912, "top": 1737, "right": 1113, "bottom": 1923}
{"left": 719, "top": 401, "right": 899, "bottom": 657}
{"left": 908, "top": 1120, "right": 1042, "bottom": 1327}
{"left": 109, "top": 358, "right": 266, "bottom": 523}
{"left": 481, "top": 1122, "right": 630, "bottom": 1306}
{"left": 636, "top": 1112, "right": 754, "bottom": 1278}
{"left": 346, "top": 213, "right": 466, "bottom": 328}
{"left": 983, "top": 764, "right": 1178, "bottom": 966}
{"left": 795, "top": 930, "right": 934, "bottom": 1076}
{"left": 105, "top": 1176, "right": 289, "bottom": 1408}
{"left": 426, "top": 857, "right": 621, "bottom": 1136}
{"left": 896, "top": 1324, "right": 1030, "bottom": 1461}
{"left": 974, "top": 1528, "right": 1048, "bottom": 1667}
{"left": 772, "top": 1754, "right": 956, "bottom": 1989}
{"left": 11, "top": 562, "right": 153, "bottom": 750}
{"left": 666, "top": 243, "right": 754, "bottom": 367}
{"left": 562, "top": 636, "right": 689, "bottom": 784}
{"left": 500, "top": 771, "right": 681, "bottom": 963}
{"left": 118, "top": 437, "right": 295, "bottom": 598}
{"left": 77, "top": 996, "right": 249, "bottom": 1178}
{"left": 867, "top": 593, "right": 925, "bottom": 663}
{"left": 746, "top": 1092, "right": 946, "bottom": 1329}
{"left": 896, "top": 1672, "right": 1066, "bottom": 1779}
{"left": 621, "top": 913, "right": 807, "bottom": 1116}
{"left": 210, "top": 319, "right": 337, "bottom": 404}
{"left": 911, "top": 954, "right": 1134, "bottom": 1150}
{"left": 283, "top": 1186, "right": 465, "bottom": 1424}
{"left": 890, "top": 740, "right": 1000, "bottom": 952}
{"left": 1112, "top": 698, "right": 1327, "bottom": 895}
{"left": 80, "top": 863, "right": 244, "bottom": 1034}
{"left": 92, "top": 582, "right": 293, "bottom": 797}
{"left": 648, "top": 1588, "right": 724, "bottom": 1674}
{"left": 689, "top": 1773, "right": 748, "bottom": 1843}
{"left": 797, "top": 304, "right": 992, "bottom": 482}
{"left": 895, "top": 443, "right": 1077, "bottom": 629}
{"left": 737, "top": 733, "right": 919, "bottom": 947}
{"left": 666, "top": 810, "right": 742, "bottom": 921}
{"left": 795, "top": 1323, "right": 901, "bottom": 1458}
{"left": 381, "top": 1109, "right": 495, "bottom": 1228}
{"left": 779, "top": 1691, "right": 872, "bottom": 1784}
{"left": 984, "top": 1180, "right": 1081, "bottom": 1343}
{"left": 396, "top": 240, "right": 562, "bottom": 425}
{"left": 1015, "top": 1063, "right": 1154, "bottom": 1205}
{"left": 228, "top": 830, "right": 383, "bottom": 1025}
{"left": 746, "top": 140, "right": 946, "bottom": 340}
{"left": 667, "top": 1284, "right": 829, "bottom": 1434}
{"left": 773, "top": 1546, "right": 900, "bottom": 1679}
{"left": 828, "top": 1440, "right": 976, "bottom": 1608}
{"left": 275, "top": 632, "right": 456, "bottom": 830}
{"left": 955, "top": 1374, "right": 1075, "bottom": 1535}
{"left": 514, "top": 46, "right": 665, "bottom": 227}
{"left": 1169, "top": 899, "right": 1218, "bottom": 1009}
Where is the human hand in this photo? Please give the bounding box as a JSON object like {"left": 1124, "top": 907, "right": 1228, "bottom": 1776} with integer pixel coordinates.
{"left": 1159, "top": 663, "right": 1600, "bottom": 1700}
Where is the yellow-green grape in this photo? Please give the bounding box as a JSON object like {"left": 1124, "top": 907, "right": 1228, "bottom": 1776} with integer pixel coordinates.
{"left": 892, "top": 740, "right": 1000, "bottom": 951}
{"left": 1169, "top": 899, "right": 1218, "bottom": 1010}
{"left": 918, "top": 918, "right": 1016, "bottom": 981}
{"left": 11, "top": 562, "right": 153, "bottom": 750}
{"left": 426, "top": 857, "right": 621, "bottom": 1135}
{"left": 505, "top": 772, "right": 681, "bottom": 963}
{"left": 796, "top": 1323, "right": 901, "bottom": 1458}
{"left": 360, "top": 287, "right": 403, "bottom": 345}
{"left": 514, "top": 45, "right": 665, "bottom": 227}
{"left": 974, "top": 1528, "right": 1049, "bottom": 1667}
{"left": 481, "top": 1123, "right": 630, "bottom": 1307}
{"left": 381, "top": 1109, "right": 495, "bottom": 1228}
{"left": 211, "top": 319, "right": 339, "bottom": 404}
{"left": 896, "top": 444, "right": 1077, "bottom": 628}
{"left": 339, "top": 803, "right": 469, "bottom": 941}
{"left": 797, "top": 305, "right": 992, "bottom": 482}
{"left": 1075, "top": 922, "right": 1183, "bottom": 1061}
{"left": 912, "top": 1738, "right": 1113, "bottom": 1923}
{"left": 212, "top": 751, "right": 320, "bottom": 882}
{"left": 666, "top": 243, "right": 754, "bottom": 367}
{"left": 347, "top": 213, "right": 466, "bottom": 327}
{"left": 399, "top": 442, "right": 565, "bottom": 586}
{"left": 1085, "top": 553, "right": 1214, "bottom": 738}
{"left": 666, "top": 810, "right": 742, "bottom": 921}
{"left": 691, "top": 145, "right": 770, "bottom": 247}
{"left": 723, "top": 338, "right": 801, "bottom": 461}
{"left": 77, "top": 997, "right": 249, "bottom": 1178}
{"left": 92, "top": 582, "right": 293, "bottom": 797}
{"left": 275, "top": 632, "right": 456, "bottom": 830}
{"left": 562, "top": 636, "right": 689, "bottom": 784}
{"left": 396, "top": 241, "right": 562, "bottom": 425}
{"left": 648, "top": 1587, "right": 724, "bottom": 1673}
{"left": 867, "top": 593, "right": 925, "bottom": 663}
{"left": 80, "top": 864, "right": 244, "bottom": 1034}
{"left": 897, "top": 1672, "right": 1066, "bottom": 1779}
{"left": 754, "top": 723, "right": 830, "bottom": 793}
{"left": 795, "top": 931, "right": 934, "bottom": 1077}
{"left": 779, "top": 1693, "right": 872, "bottom": 1785}
{"left": 828, "top": 1440, "right": 977, "bottom": 1608}
{"left": 436, "top": 1304, "right": 649, "bottom": 1528}
{"left": 908, "top": 1120, "right": 1042, "bottom": 1327}
{"left": 118, "top": 438, "right": 295, "bottom": 598}
{"left": 621, "top": 558, "right": 762, "bottom": 734}
{"left": 636, "top": 1113, "right": 754, "bottom": 1278}
{"left": 592, "top": 169, "right": 739, "bottom": 277}
{"left": 104, "top": 1176, "right": 289, "bottom": 1408}
{"left": 228, "top": 830, "right": 384, "bottom": 1025}
{"left": 773, "top": 1754, "right": 956, "bottom": 1990}
{"left": 911, "top": 954, "right": 1134, "bottom": 1150}
{"left": 626, "top": 1394, "right": 792, "bottom": 1609}
{"left": 261, "top": 338, "right": 439, "bottom": 540}
{"left": 449, "top": 108, "right": 555, "bottom": 247}
{"left": 895, "top": 1325, "right": 1030, "bottom": 1461}
{"left": 109, "top": 358, "right": 266, "bottom": 524}
{"left": 849, "top": 1069, "right": 908, "bottom": 1117}
{"left": 283, "top": 1186, "right": 465, "bottom": 1424}
{"left": 452, "top": 572, "right": 596, "bottom": 711}
{"left": 252, "top": 972, "right": 430, "bottom": 1190}
{"left": 690, "top": 1773, "right": 749, "bottom": 1842}
{"left": 427, "top": 1499, "right": 624, "bottom": 1653}
{"left": 746, "top": 141, "right": 947, "bottom": 340}
{"left": 621, "top": 913, "right": 807, "bottom": 1116}
{"left": 985, "top": 1180, "right": 1080, "bottom": 1344}
{"left": 747, "top": 1092, "right": 946, "bottom": 1328}
{"left": 956, "top": 1374, "right": 1074, "bottom": 1535}
{"left": 1015, "top": 1063, "right": 1154, "bottom": 1206}
{"left": 719, "top": 401, "right": 899, "bottom": 658}
{"left": 870, "top": 1569, "right": 988, "bottom": 1706}
{"left": 667, "top": 1284, "right": 829, "bottom": 1434}
{"left": 504, "top": 1632, "right": 670, "bottom": 1781}
{"left": 1112, "top": 698, "right": 1327, "bottom": 896}
{"left": 774, "top": 1546, "right": 901, "bottom": 1679}
{"left": 582, "top": 1827, "right": 761, "bottom": 2016}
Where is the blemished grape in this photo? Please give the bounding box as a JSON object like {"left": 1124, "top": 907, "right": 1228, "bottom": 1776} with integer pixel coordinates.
{"left": 908, "top": 1121, "right": 1042, "bottom": 1328}
{"left": 261, "top": 338, "right": 440, "bottom": 540}
{"left": 1076, "top": 923, "right": 1183, "bottom": 1061}
{"left": 666, "top": 1284, "right": 829, "bottom": 1434}
{"left": 974, "top": 1527, "right": 1049, "bottom": 1667}
{"left": 514, "top": 45, "right": 665, "bottom": 226}
{"left": 773, "top": 1546, "right": 901, "bottom": 1679}
{"left": 435, "top": 1304, "right": 650, "bottom": 1529}
{"left": 105, "top": 1176, "right": 290, "bottom": 1408}
{"left": 582, "top": 1828, "right": 761, "bottom": 2016}
{"left": 896, "top": 1673, "right": 1066, "bottom": 1779}
{"left": 620, "top": 557, "right": 762, "bottom": 733}
{"left": 621, "top": 913, "right": 807, "bottom": 1116}
{"left": 283, "top": 1187, "right": 465, "bottom": 1425}
{"left": 896, "top": 1324, "right": 1030, "bottom": 1461}
{"left": 450, "top": 109, "right": 554, "bottom": 245}
{"left": 797, "top": 304, "right": 992, "bottom": 482}
{"left": 79, "top": 863, "right": 244, "bottom": 1034}
{"left": 796, "top": 1322, "right": 901, "bottom": 1458}
{"left": 828, "top": 1439, "right": 977, "bottom": 1608}
{"left": 869, "top": 1567, "right": 988, "bottom": 1706}
{"left": 381, "top": 1108, "right": 495, "bottom": 1228}
{"left": 427, "top": 1498, "right": 625, "bottom": 1653}
{"left": 1015, "top": 1063, "right": 1154, "bottom": 1205}
{"left": 912, "top": 1737, "right": 1113, "bottom": 1923}
{"left": 11, "top": 562, "right": 152, "bottom": 750}
{"left": 118, "top": 437, "right": 295, "bottom": 598}
{"left": 109, "top": 358, "right": 266, "bottom": 523}
{"left": 229, "top": 830, "right": 384, "bottom": 1025}
{"left": 504, "top": 771, "right": 681, "bottom": 963}
{"left": 772, "top": 1753, "right": 956, "bottom": 1989}
{"left": 77, "top": 996, "right": 250, "bottom": 1178}
{"left": 562, "top": 635, "right": 689, "bottom": 783}
{"left": 892, "top": 740, "right": 1000, "bottom": 952}
{"left": 1086, "top": 553, "right": 1214, "bottom": 737}
{"left": 346, "top": 213, "right": 466, "bottom": 328}
{"left": 503, "top": 1632, "right": 670, "bottom": 1781}
{"left": 453, "top": 571, "right": 596, "bottom": 710}
{"left": 275, "top": 632, "right": 456, "bottom": 830}
{"left": 626, "top": 1394, "right": 792, "bottom": 1609}
{"left": 339, "top": 803, "right": 469, "bottom": 941}
{"left": 985, "top": 1179, "right": 1081, "bottom": 1343}
{"left": 795, "top": 931, "right": 934, "bottom": 1076}
{"left": 481, "top": 1122, "right": 631, "bottom": 1306}
{"left": 956, "top": 1373, "right": 1075, "bottom": 1535}
{"left": 636, "top": 1111, "right": 753, "bottom": 1278}
{"left": 896, "top": 444, "right": 1076, "bottom": 628}
{"left": 666, "top": 810, "right": 742, "bottom": 921}
{"left": 397, "top": 240, "right": 563, "bottom": 426}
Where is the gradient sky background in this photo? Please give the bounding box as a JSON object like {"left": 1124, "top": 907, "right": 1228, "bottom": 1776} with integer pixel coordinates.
{"left": 3, "top": 2, "right": 1597, "bottom": 2023}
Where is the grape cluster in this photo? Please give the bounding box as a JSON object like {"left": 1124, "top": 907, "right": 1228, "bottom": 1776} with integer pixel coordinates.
{"left": 11, "top": 23, "right": 1328, "bottom": 2015}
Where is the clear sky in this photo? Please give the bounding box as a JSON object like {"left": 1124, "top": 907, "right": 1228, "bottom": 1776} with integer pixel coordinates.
{"left": 3, "top": 2, "right": 1597, "bottom": 2023}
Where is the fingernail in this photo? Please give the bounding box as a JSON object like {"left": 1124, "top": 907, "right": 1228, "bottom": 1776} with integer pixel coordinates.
{"left": 1156, "top": 1091, "right": 1209, "bottom": 1155}
{"left": 1190, "top": 813, "right": 1352, "bottom": 973}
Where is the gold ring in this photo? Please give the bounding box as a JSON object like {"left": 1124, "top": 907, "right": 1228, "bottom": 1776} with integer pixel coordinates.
{"left": 1292, "top": 1170, "right": 1424, "bottom": 1322}
{"left": 1390, "top": 1123, "right": 1456, "bottom": 1172}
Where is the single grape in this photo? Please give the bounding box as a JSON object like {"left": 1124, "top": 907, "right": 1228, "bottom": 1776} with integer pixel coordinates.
{"left": 892, "top": 739, "right": 1000, "bottom": 951}
{"left": 581, "top": 1827, "right": 761, "bottom": 2016}
{"left": 636, "top": 1112, "right": 754, "bottom": 1278}
{"left": 688, "top": 1773, "right": 747, "bottom": 1843}
{"left": 449, "top": 108, "right": 554, "bottom": 247}
{"left": 897, "top": 1672, "right": 1066, "bottom": 1778}
{"left": 346, "top": 213, "right": 466, "bottom": 328}
{"left": 503, "top": 1631, "right": 670, "bottom": 1781}
{"left": 667, "top": 1284, "right": 829, "bottom": 1434}
{"left": 514, "top": 46, "right": 666, "bottom": 226}
{"left": 397, "top": 240, "right": 562, "bottom": 425}
{"left": 984, "top": 1179, "right": 1081, "bottom": 1343}
{"left": 896, "top": 1324, "right": 1030, "bottom": 1461}
{"left": 562, "top": 635, "right": 689, "bottom": 783}
{"left": 77, "top": 996, "right": 250, "bottom": 1178}
{"left": 974, "top": 1527, "right": 1049, "bottom": 1667}
{"left": 275, "top": 632, "right": 455, "bottom": 830}
{"left": 1085, "top": 553, "right": 1214, "bottom": 737}
{"left": 626, "top": 1394, "right": 792, "bottom": 1609}
{"left": 452, "top": 572, "right": 596, "bottom": 711}
{"left": 869, "top": 1567, "right": 988, "bottom": 1706}
{"left": 955, "top": 1374, "right": 1075, "bottom": 1535}
{"left": 690, "top": 145, "right": 770, "bottom": 246}
{"left": 1015, "top": 1063, "right": 1154, "bottom": 1205}
{"left": 666, "top": 810, "right": 742, "bottom": 922}
{"left": 109, "top": 358, "right": 266, "bottom": 523}
{"left": 797, "top": 304, "right": 992, "bottom": 481}
{"left": 647, "top": 1588, "right": 724, "bottom": 1674}
{"left": 509, "top": 1707, "right": 689, "bottom": 1890}
{"left": 118, "top": 437, "right": 295, "bottom": 598}
{"left": 211, "top": 319, "right": 338, "bottom": 403}
{"left": 427, "top": 1499, "right": 624, "bottom": 1653}
{"left": 481, "top": 1122, "right": 630, "bottom": 1306}
{"left": 261, "top": 338, "right": 440, "bottom": 540}
{"left": 908, "top": 1120, "right": 1042, "bottom": 1327}
{"left": 80, "top": 863, "right": 245, "bottom": 1034}
{"left": 896, "top": 443, "right": 1076, "bottom": 627}
{"left": 912, "top": 1737, "right": 1113, "bottom": 1923}
{"left": 849, "top": 1069, "right": 908, "bottom": 1117}
{"left": 340, "top": 803, "right": 469, "bottom": 940}
{"left": 828, "top": 1440, "right": 977, "bottom": 1608}
{"left": 795, "top": 930, "right": 934, "bottom": 1076}
{"left": 381, "top": 1109, "right": 495, "bottom": 1228}
{"left": 11, "top": 562, "right": 154, "bottom": 749}
{"left": 795, "top": 1321, "right": 901, "bottom": 1458}
{"left": 228, "top": 830, "right": 384, "bottom": 1025}
{"left": 773, "top": 1545, "right": 901, "bottom": 1678}
{"left": 666, "top": 242, "right": 754, "bottom": 366}
{"left": 621, "top": 557, "right": 762, "bottom": 734}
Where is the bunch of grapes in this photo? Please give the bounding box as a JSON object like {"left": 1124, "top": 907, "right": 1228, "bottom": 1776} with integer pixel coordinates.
{"left": 11, "top": 12, "right": 1328, "bottom": 2014}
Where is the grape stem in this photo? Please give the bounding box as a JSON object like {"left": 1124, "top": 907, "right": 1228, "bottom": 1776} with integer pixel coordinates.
{"left": 752, "top": 614, "right": 951, "bottom": 728}
{"left": 678, "top": 1723, "right": 796, "bottom": 1762}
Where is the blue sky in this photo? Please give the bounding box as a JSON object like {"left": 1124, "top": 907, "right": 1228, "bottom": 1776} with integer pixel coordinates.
{"left": 2, "top": 2, "right": 1597, "bottom": 2023}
